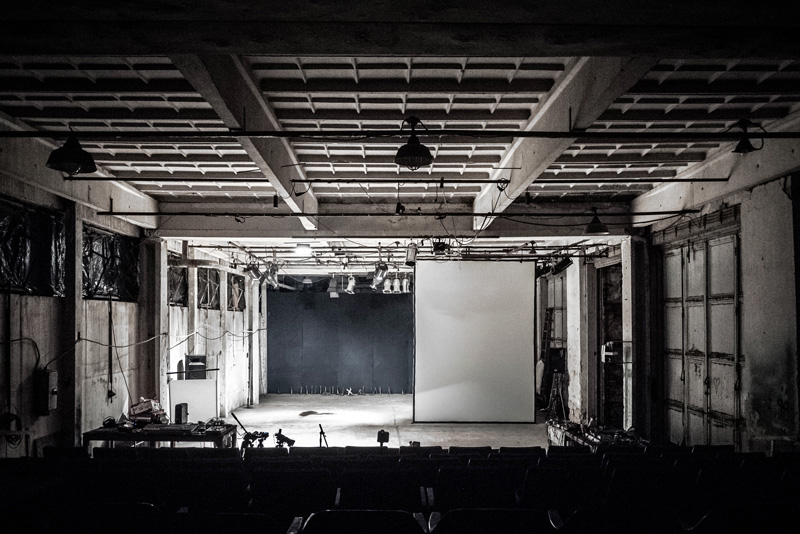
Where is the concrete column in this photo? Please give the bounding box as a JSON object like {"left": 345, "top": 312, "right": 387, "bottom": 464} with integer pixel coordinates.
{"left": 260, "top": 284, "right": 268, "bottom": 397}
{"left": 247, "top": 279, "right": 260, "bottom": 406}
{"left": 218, "top": 270, "right": 228, "bottom": 417}
{"left": 566, "top": 260, "right": 598, "bottom": 423}
{"left": 622, "top": 236, "right": 652, "bottom": 432}
{"left": 621, "top": 238, "right": 635, "bottom": 430}
{"left": 185, "top": 242, "right": 197, "bottom": 358}
{"left": 141, "top": 239, "right": 169, "bottom": 416}
{"left": 64, "top": 202, "right": 86, "bottom": 445}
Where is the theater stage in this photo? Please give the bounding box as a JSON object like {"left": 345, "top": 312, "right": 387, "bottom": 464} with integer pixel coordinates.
{"left": 227, "top": 394, "right": 548, "bottom": 450}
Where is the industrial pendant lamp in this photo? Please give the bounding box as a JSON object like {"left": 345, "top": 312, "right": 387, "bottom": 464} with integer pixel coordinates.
{"left": 394, "top": 116, "right": 433, "bottom": 171}
{"left": 405, "top": 243, "right": 418, "bottom": 266}
{"left": 731, "top": 119, "right": 762, "bottom": 155}
{"left": 584, "top": 208, "right": 610, "bottom": 235}
{"left": 46, "top": 136, "right": 97, "bottom": 175}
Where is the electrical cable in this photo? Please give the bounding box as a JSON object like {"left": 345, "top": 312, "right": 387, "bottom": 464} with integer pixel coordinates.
{"left": 110, "top": 313, "right": 134, "bottom": 407}
{"left": 43, "top": 333, "right": 167, "bottom": 369}
{"left": 0, "top": 338, "right": 41, "bottom": 369}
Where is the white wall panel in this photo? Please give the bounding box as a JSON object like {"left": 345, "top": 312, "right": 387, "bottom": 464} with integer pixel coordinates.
{"left": 414, "top": 261, "right": 535, "bottom": 422}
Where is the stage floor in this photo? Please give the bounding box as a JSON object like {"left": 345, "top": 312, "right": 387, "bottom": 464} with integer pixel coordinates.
{"left": 227, "top": 394, "right": 547, "bottom": 449}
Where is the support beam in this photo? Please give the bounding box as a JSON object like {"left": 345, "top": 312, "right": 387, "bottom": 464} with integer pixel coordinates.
{"left": 65, "top": 203, "right": 86, "bottom": 445}
{"left": 473, "top": 57, "right": 658, "bottom": 230}
{"left": 171, "top": 54, "right": 318, "bottom": 230}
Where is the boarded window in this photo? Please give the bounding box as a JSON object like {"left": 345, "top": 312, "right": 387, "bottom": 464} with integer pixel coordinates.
{"left": 198, "top": 268, "right": 220, "bottom": 310}
{"left": 0, "top": 196, "right": 65, "bottom": 296}
{"left": 168, "top": 265, "right": 188, "bottom": 307}
{"left": 82, "top": 225, "right": 139, "bottom": 301}
{"left": 228, "top": 273, "right": 246, "bottom": 311}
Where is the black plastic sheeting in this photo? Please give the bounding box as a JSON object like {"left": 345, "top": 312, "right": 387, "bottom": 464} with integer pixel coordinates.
{"left": 82, "top": 225, "right": 140, "bottom": 301}
{"left": 198, "top": 267, "right": 220, "bottom": 309}
{"left": 0, "top": 198, "right": 65, "bottom": 296}
{"left": 168, "top": 266, "right": 188, "bottom": 307}
{"left": 228, "top": 273, "right": 246, "bottom": 311}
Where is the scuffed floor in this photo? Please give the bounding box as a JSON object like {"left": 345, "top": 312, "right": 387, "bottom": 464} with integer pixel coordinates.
{"left": 226, "top": 394, "right": 548, "bottom": 449}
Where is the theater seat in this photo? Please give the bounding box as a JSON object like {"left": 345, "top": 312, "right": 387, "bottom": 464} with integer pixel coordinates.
{"left": 429, "top": 508, "right": 550, "bottom": 534}
{"left": 300, "top": 510, "right": 427, "bottom": 534}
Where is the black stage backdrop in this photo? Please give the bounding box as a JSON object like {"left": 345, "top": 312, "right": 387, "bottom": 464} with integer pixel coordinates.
{"left": 267, "top": 292, "right": 413, "bottom": 394}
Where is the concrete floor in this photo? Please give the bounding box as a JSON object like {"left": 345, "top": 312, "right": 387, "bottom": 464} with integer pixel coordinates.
{"left": 227, "top": 394, "right": 548, "bottom": 449}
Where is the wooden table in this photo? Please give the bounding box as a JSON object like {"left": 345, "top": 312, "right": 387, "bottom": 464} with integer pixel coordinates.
{"left": 83, "top": 424, "right": 237, "bottom": 451}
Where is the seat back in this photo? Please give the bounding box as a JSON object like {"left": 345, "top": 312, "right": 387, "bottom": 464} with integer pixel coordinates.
{"left": 302, "top": 510, "right": 426, "bottom": 534}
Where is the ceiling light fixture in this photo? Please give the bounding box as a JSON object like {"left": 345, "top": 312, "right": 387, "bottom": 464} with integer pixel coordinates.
{"left": 402, "top": 277, "right": 411, "bottom": 294}
{"left": 46, "top": 135, "right": 97, "bottom": 176}
{"left": 328, "top": 275, "right": 338, "bottom": 299}
{"left": 394, "top": 116, "right": 433, "bottom": 171}
{"left": 392, "top": 277, "right": 401, "bottom": 294}
{"left": 584, "top": 208, "right": 610, "bottom": 235}
{"left": 302, "top": 276, "right": 313, "bottom": 285}
{"left": 405, "top": 243, "right": 418, "bottom": 266}
{"left": 295, "top": 243, "right": 313, "bottom": 256}
{"left": 383, "top": 278, "right": 392, "bottom": 294}
{"left": 731, "top": 119, "right": 764, "bottom": 155}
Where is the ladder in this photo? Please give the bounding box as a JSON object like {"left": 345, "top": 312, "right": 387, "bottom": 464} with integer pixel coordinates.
{"left": 547, "top": 372, "right": 568, "bottom": 421}
{"left": 538, "top": 308, "right": 555, "bottom": 406}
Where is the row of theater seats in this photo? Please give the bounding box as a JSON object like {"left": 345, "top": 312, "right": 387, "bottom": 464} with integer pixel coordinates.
{"left": 2, "top": 444, "right": 799, "bottom": 534}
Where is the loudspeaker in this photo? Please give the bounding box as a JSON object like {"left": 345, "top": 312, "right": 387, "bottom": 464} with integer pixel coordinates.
{"left": 185, "top": 355, "right": 207, "bottom": 380}
{"left": 175, "top": 403, "right": 189, "bottom": 424}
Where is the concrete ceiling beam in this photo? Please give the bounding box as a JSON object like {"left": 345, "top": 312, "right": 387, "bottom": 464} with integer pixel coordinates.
{"left": 171, "top": 54, "right": 318, "bottom": 230}
{"left": 473, "top": 57, "right": 658, "bottom": 230}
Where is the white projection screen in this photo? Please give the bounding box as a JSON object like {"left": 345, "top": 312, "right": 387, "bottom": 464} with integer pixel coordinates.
{"left": 414, "top": 261, "right": 536, "bottom": 422}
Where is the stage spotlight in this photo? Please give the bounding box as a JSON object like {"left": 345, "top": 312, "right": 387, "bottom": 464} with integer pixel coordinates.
{"left": 345, "top": 275, "right": 356, "bottom": 294}
{"left": 377, "top": 429, "right": 390, "bottom": 447}
{"left": 275, "top": 429, "right": 295, "bottom": 448}
{"left": 402, "top": 277, "right": 411, "bottom": 293}
{"left": 392, "top": 277, "right": 401, "bottom": 293}
{"left": 328, "top": 276, "right": 338, "bottom": 298}
{"left": 370, "top": 262, "right": 389, "bottom": 290}
{"left": 405, "top": 243, "right": 418, "bottom": 266}
{"left": 383, "top": 278, "right": 392, "bottom": 293}
{"left": 243, "top": 264, "right": 262, "bottom": 281}
{"left": 265, "top": 262, "right": 280, "bottom": 289}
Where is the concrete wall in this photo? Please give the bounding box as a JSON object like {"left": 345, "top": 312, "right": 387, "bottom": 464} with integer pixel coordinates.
{"left": 741, "top": 178, "right": 798, "bottom": 452}
{"left": 0, "top": 294, "right": 67, "bottom": 456}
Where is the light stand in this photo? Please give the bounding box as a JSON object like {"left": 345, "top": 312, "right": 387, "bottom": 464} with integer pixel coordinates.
{"left": 319, "top": 424, "right": 329, "bottom": 447}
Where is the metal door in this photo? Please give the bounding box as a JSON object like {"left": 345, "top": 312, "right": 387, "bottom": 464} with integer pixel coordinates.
{"left": 662, "top": 235, "right": 741, "bottom": 447}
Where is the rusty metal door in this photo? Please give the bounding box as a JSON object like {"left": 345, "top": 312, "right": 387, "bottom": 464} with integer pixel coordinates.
{"left": 662, "top": 235, "right": 741, "bottom": 447}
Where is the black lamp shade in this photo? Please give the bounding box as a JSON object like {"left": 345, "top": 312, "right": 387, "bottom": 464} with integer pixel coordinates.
{"left": 46, "top": 136, "right": 97, "bottom": 175}
{"left": 733, "top": 137, "right": 756, "bottom": 154}
{"left": 584, "top": 215, "right": 610, "bottom": 235}
{"left": 394, "top": 134, "right": 433, "bottom": 171}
